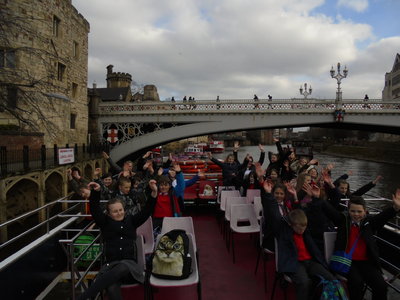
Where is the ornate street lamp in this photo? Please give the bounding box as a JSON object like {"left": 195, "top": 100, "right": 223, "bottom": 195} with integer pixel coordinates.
{"left": 330, "top": 62, "right": 348, "bottom": 109}
{"left": 299, "top": 83, "right": 312, "bottom": 99}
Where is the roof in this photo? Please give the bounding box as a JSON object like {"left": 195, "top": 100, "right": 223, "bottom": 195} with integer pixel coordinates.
{"left": 95, "top": 87, "right": 130, "bottom": 101}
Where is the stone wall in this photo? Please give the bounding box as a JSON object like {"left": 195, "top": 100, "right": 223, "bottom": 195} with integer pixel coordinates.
{"left": 0, "top": 131, "right": 44, "bottom": 149}
{"left": 0, "top": 0, "right": 90, "bottom": 147}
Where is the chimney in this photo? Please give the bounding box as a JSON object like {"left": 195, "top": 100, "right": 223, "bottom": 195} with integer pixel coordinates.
{"left": 92, "top": 81, "right": 97, "bottom": 89}
{"left": 106, "top": 65, "right": 114, "bottom": 75}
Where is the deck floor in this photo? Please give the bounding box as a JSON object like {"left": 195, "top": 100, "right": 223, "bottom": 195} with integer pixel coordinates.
{"left": 149, "top": 205, "right": 294, "bottom": 300}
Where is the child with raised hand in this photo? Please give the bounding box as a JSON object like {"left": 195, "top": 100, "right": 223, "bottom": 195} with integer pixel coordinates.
{"left": 77, "top": 180, "right": 157, "bottom": 300}
{"left": 262, "top": 180, "right": 335, "bottom": 300}
{"left": 322, "top": 188, "right": 400, "bottom": 300}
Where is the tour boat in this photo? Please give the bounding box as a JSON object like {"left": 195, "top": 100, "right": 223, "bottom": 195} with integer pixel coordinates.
{"left": 183, "top": 144, "right": 205, "bottom": 157}
{"left": 208, "top": 140, "right": 225, "bottom": 153}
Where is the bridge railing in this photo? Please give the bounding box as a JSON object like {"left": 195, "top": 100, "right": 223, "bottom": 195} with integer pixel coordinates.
{"left": 98, "top": 99, "right": 400, "bottom": 114}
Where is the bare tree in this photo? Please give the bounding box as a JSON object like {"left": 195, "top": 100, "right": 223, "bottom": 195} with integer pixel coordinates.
{"left": 0, "top": 8, "right": 71, "bottom": 140}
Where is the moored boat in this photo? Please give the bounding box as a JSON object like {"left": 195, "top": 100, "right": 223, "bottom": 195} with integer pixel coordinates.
{"left": 208, "top": 140, "right": 225, "bottom": 153}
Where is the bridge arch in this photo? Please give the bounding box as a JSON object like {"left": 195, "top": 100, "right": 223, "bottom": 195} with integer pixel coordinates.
{"left": 98, "top": 100, "right": 400, "bottom": 162}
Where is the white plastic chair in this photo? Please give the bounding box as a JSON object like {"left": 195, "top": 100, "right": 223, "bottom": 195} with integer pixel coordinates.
{"left": 246, "top": 189, "right": 261, "bottom": 204}
{"left": 149, "top": 233, "right": 201, "bottom": 300}
{"left": 224, "top": 196, "right": 247, "bottom": 249}
{"left": 120, "top": 235, "right": 146, "bottom": 296}
{"left": 220, "top": 190, "right": 241, "bottom": 212}
{"left": 229, "top": 204, "right": 260, "bottom": 263}
{"left": 160, "top": 217, "right": 197, "bottom": 253}
{"left": 270, "top": 238, "right": 293, "bottom": 300}
{"left": 323, "top": 231, "right": 337, "bottom": 264}
{"left": 253, "top": 196, "right": 263, "bottom": 222}
{"left": 136, "top": 216, "right": 155, "bottom": 255}
{"left": 254, "top": 215, "right": 274, "bottom": 293}
{"left": 217, "top": 186, "right": 236, "bottom": 204}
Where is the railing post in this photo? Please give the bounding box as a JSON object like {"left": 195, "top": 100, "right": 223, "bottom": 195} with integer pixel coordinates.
{"left": 54, "top": 144, "right": 58, "bottom": 166}
{"left": 23, "top": 145, "right": 29, "bottom": 171}
{"left": 0, "top": 146, "right": 7, "bottom": 177}
{"left": 74, "top": 144, "right": 78, "bottom": 161}
{"left": 41, "top": 145, "right": 46, "bottom": 169}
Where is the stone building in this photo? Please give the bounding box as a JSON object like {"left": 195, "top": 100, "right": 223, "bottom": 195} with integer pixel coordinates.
{"left": 87, "top": 65, "right": 160, "bottom": 143}
{"left": 0, "top": 0, "right": 90, "bottom": 148}
{"left": 382, "top": 53, "right": 400, "bottom": 100}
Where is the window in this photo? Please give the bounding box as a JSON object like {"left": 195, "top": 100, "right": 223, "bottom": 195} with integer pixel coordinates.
{"left": 73, "top": 41, "right": 79, "bottom": 58}
{"left": 72, "top": 83, "right": 78, "bottom": 98}
{"left": 57, "top": 62, "right": 66, "bottom": 81}
{"left": 53, "top": 16, "right": 61, "bottom": 37}
{"left": 70, "top": 113, "right": 76, "bottom": 129}
{"left": 7, "top": 87, "right": 18, "bottom": 109}
{"left": 0, "top": 49, "right": 16, "bottom": 68}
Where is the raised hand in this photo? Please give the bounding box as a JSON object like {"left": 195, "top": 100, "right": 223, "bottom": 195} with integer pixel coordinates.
{"left": 255, "top": 162, "right": 265, "bottom": 180}
{"left": 263, "top": 180, "right": 273, "bottom": 194}
{"left": 372, "top": 175, "right": 383, "bottom": 185}
{"left": 148, "top": 179, "right": 158, "bottom": 197}
{"left": 88, "top": 182, "right": 101, "bottom": 191}
{"left": 392, "top": 188, "right": 400, "bottom": 211}
{"left": 143, "top": 151, "right": 152, "bottom": 159}
{"left": 258, "top": 144, "right": 265, "bottom": 152}
{"left": 102, "top": 151, "right": 110, "bottom": 159}
{"left": 233, "top": 141, "right": 240, "bottom": 151}
{"left": 158, "top": 167, "right": 164, "bottom": 176}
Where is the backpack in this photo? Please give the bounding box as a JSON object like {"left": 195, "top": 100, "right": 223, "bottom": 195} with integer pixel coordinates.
{"left": 151, "top": 229, "right": 192, "bottom": 279}
{"left": 319, "top": 278, "right": 348, "bottom": 300}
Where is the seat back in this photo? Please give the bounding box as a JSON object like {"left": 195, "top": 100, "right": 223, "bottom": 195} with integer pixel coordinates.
{"left": 136, "top": 216, "right": 154, "bottom": 254}
{"left": 184, "top": 182, "right": 199, "bottom": 200}
{"left": 246, "top": 189, "right": 261, "bottom": 204}
{"left": 225, "top": 196, "right": 247, "bottom": 222}
{"left": 253, "top": 196, "right": 263, "bottom": 221}
{"left": 150, "top": 233, "right": 199, "bottom": 286}
{"left": 323, "top": 231, "right": 337, "bottom": 263}
{"left": 161, "top": 217, "right": 197, "bottom": 252}
{"left": 220, "top": 190, "right": 241, "bottom": 211}
{"left": 230, "top": 204, "right": 259, "bottom": 229}
{"left": 198, "top": 180, "right": 217, "bottom": 199}
{"left": 217, "top": 186, "right": 236, "bottom": 204}
{"left": 136, "top": 235, "right": 146, "bottom": 271}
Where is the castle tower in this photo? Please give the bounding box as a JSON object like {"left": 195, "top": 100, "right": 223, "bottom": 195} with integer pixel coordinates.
{"left": 106, "top": 64, "right": 133, "bottom": 88}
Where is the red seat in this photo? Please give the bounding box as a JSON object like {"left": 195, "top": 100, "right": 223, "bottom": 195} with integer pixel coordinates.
{"left": 184, "top": 182, "right": 199, "bottom": 202}
{"left": 198, "top": 180, "right": 217, "bottom": 202}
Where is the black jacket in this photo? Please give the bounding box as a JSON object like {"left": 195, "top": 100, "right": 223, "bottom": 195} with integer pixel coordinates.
{"left": 89, "top": 189, "right": 156, "bottom": 263}
{"left": 322, "top": 200, "right": 398, "bottom": 268}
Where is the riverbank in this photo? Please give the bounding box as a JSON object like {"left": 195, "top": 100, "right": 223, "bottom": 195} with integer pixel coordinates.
{"left": 320, "top": 143, "right": 400, "bottom": 165}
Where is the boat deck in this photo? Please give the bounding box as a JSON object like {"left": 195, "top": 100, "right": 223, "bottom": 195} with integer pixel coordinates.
{"left": 144, "top": 205, "right": 293, "bottom": 300}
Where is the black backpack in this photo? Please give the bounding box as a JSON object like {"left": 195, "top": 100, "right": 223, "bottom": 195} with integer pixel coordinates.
{"left": 151, "top": 229, "right": 192, "bottom": 279}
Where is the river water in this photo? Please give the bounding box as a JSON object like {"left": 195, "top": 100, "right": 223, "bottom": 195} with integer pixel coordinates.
{"left": 213, "top": 145, "right": 399, "bottom": 207}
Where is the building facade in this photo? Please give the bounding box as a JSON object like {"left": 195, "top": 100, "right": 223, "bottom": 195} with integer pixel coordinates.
{"left": 0, "top": 0, "right": 90, "bottom": 147}
{"left": 382, "top": 53, "right": 400, "bottom": 100}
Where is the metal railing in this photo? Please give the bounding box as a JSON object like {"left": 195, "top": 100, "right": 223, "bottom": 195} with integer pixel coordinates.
{"left": 0, "top": 143, "right": 106, "bottom": 178}
{"left": 98, "top": 99, "right": 400, "bottom": 114}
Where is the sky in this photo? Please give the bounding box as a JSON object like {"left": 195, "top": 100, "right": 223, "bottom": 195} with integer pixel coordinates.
{"left": 72, "top": 0, "right": 400, "bottom": 100}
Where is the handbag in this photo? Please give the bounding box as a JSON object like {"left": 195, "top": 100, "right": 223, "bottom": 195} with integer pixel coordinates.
{"left": 329, "top": 230, "right": 361, "bottom": 275}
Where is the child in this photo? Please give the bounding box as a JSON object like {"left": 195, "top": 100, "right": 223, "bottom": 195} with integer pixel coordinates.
{"left": 112, "top": 177, "right": 141, "bottom": 216}
{"left": 152, "top": 163, "right": 184, "bottom": 230}
{"left": 77, "top": 180, "right": 157, "bottom": 300}
{"left": 262, "top": 180, "right": 335, "bottom": 300}
{"left": 322, "top": 191, "right": 400, "bottom": 300}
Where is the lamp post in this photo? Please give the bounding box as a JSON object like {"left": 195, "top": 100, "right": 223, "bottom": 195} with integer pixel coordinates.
{"left": 299, "top": 83, "right": 312, "bottom": 99}
{"left": 330, "top": 62, "right": 348, "bottom": 109}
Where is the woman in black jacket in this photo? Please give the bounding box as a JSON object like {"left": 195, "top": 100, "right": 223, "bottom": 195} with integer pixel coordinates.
{"left": 78, "top": 180, "right": 157, "bottom": 300}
